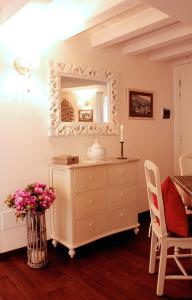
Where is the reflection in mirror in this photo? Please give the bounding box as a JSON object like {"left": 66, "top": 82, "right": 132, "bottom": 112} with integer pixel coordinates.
{"left": 48, "top": 60, "right": 119, "bottom": 136}
{"left": 60, "top": 76, "right": 110, "bottom": 123}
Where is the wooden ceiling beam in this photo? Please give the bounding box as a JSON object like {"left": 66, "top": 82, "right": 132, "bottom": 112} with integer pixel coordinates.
{"left": 149, "top": 39, "right": 192, "bottom": 62}
{"left": 54, "top": 0, "right": 143, "bottom": 42}
{"left": 92, "top": 6, "right": 173, "bottom": 47}
{"left": 85, "top": 0, "right": 142, "bottom": 31}
{"left": 123, "top": 22, "right": 192, "bottom": 55}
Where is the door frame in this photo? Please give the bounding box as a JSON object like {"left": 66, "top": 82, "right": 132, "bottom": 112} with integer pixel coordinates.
{"left": 173, "top": 63, "right": 192, "bottom": 174}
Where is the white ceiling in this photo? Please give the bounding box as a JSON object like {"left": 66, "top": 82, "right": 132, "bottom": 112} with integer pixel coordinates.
{"left": 1, "top": 0, "right": 192, "bottom": 65}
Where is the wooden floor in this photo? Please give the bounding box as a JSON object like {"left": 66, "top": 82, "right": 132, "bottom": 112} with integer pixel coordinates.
{"left": 0, "top": 214, "right": 192, "bottom": 300}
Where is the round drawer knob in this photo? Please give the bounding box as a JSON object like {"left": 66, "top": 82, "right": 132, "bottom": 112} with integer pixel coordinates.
{"left": 89, "top": 175, "right": 93, "bottom": 180}
{"left": 89, "top": 199, "right": 93, "bottom": 204}
{"left": 89, "top": 221, "right": 93, "bottom": 227}
{"left": 120, "top": 212, "right": 125, "bottom": 217}
{"left": 120, "top": 192, "right": 125, "bottom": 196}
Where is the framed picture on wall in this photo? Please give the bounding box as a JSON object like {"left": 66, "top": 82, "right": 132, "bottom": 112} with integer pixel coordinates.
{"left": 128, "top": 89, "right": 153, "bottom": 119}
{"left": 78, "top": 109, "right": 93, "bottom": 122}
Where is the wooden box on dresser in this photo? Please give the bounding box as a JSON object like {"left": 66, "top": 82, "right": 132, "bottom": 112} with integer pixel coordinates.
{"left": 49, "top": 158, "right": 140, "bottom": 258}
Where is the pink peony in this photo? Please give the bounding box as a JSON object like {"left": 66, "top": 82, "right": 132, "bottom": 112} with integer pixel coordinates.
{"left": 13, "top": 190, "right": 31, "bottom": 198}
{"left": 34, "top": 182, "right": 46, "bottom": 189}
{"left": 34, "top": 187, "right": 44, "bottom": 195}
{"left": 5, "top": 182, "right": 56, "bottom": 220}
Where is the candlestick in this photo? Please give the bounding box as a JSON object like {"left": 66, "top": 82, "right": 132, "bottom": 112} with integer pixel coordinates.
{"left": 117, "top": 141, "right": 127, "bottom": 160}
{"left": 120, "top": 125, "right": 123, "bottom": 142}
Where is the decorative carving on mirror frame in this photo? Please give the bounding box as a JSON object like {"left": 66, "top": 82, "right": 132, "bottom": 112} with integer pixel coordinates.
{"left": 48, "top": 60, "right": 119, "bottom": 136}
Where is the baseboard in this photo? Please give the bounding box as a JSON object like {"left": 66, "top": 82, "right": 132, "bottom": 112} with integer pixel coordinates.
{"left": 0, "top": 240, "right": 52, "bottom": 259}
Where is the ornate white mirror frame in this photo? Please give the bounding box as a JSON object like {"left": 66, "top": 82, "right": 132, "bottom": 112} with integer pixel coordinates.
{"left": 48, "top": 60, "right": 119, "bottom": 136}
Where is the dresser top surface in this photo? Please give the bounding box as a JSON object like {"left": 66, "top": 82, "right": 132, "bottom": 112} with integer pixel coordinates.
{"left": 51, "top": 157, "right": 140, "bottom": 169}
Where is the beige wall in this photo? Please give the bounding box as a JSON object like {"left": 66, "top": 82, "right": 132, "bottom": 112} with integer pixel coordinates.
{"left": 0, "top": 31, "right": 173, "bottom": 252}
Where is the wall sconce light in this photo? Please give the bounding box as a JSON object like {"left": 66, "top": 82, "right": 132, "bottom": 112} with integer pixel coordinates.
{"left": 14, "top": 57, "right": 39, "bottom": 77}
{"left": 13, "top": 57, "right": 39, "bottom": 92}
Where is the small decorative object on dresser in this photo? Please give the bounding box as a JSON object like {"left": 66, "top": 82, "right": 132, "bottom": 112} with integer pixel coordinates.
{"left": 87, "top": 139, "right": 107, "bottom": 161}
{"left": 52, "top": 155, "right": 79, "bottom": 165}
{"left": 118, "top": 125, "right": 127, "bottom": 160}
{"left": 50, "top": 158, "right": 140, "bottom": 258}
{"left": 5, "top": 182, "right": 56, "bottom": 268}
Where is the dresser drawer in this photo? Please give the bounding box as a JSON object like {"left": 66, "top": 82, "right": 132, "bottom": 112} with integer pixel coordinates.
{"left": 73, "top": 166, "right": 106, "bottom": 193}
{"left": 107, "top": 164, "right": 136, "bottom": 186}
{"left": 74, "top": 213, "right": 107, "bottom": 243}
{"left": 74, "top": 189, "right": 107, "bottom": 218}
{"left": 108, "top": 184, "right": 136, "bottom": 208}
{"left": 109, "top": 204, "right": 137, "bottom": 231}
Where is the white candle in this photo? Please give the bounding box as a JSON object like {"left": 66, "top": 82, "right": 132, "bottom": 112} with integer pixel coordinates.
{"left": 120, "top": 125, "right": 124, "bottom": 142}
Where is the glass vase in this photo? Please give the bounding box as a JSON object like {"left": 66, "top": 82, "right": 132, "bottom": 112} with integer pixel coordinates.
{"left": 26, "top": 210, "right": 48, "bottom": 268}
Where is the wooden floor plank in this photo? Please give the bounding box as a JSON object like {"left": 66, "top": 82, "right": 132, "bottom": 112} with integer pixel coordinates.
{"left": 0, "top": 276, "right": 27, "bottom": 300}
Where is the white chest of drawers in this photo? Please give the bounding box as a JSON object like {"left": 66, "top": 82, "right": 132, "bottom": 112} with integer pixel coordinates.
{"left": 50, "top": 158, "right": 140, "bottom": 258}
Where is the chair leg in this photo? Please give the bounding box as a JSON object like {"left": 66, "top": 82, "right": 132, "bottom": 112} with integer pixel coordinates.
{"left": 149, "top": 230, "right": 158, "bottom": 273}
{"left": 156, "top": 240, "right": 167, "bottom": 296}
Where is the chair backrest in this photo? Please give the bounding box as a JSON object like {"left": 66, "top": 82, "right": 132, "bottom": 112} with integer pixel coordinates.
{"left": 144, "top": 160, "right": 167, "bottom": 237}
{"left": 179, "top": 152, "right": 192, "bottom": 175}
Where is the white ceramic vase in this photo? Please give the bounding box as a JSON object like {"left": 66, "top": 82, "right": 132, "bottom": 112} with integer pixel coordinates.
{"left": 87, "top": 139, "right": 107, "bottom": 161}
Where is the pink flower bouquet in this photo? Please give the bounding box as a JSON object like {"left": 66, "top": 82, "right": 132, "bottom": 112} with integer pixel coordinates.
{"left": 5, "top": 182, "right": 56, "bottom": 220}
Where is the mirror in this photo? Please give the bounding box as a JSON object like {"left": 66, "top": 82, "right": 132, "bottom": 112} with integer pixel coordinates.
{"left": 48, "top": 60, "right": 119, "bottom": 136}
{"left": 60, "top": 77, "right": 109, "bottom": 123}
